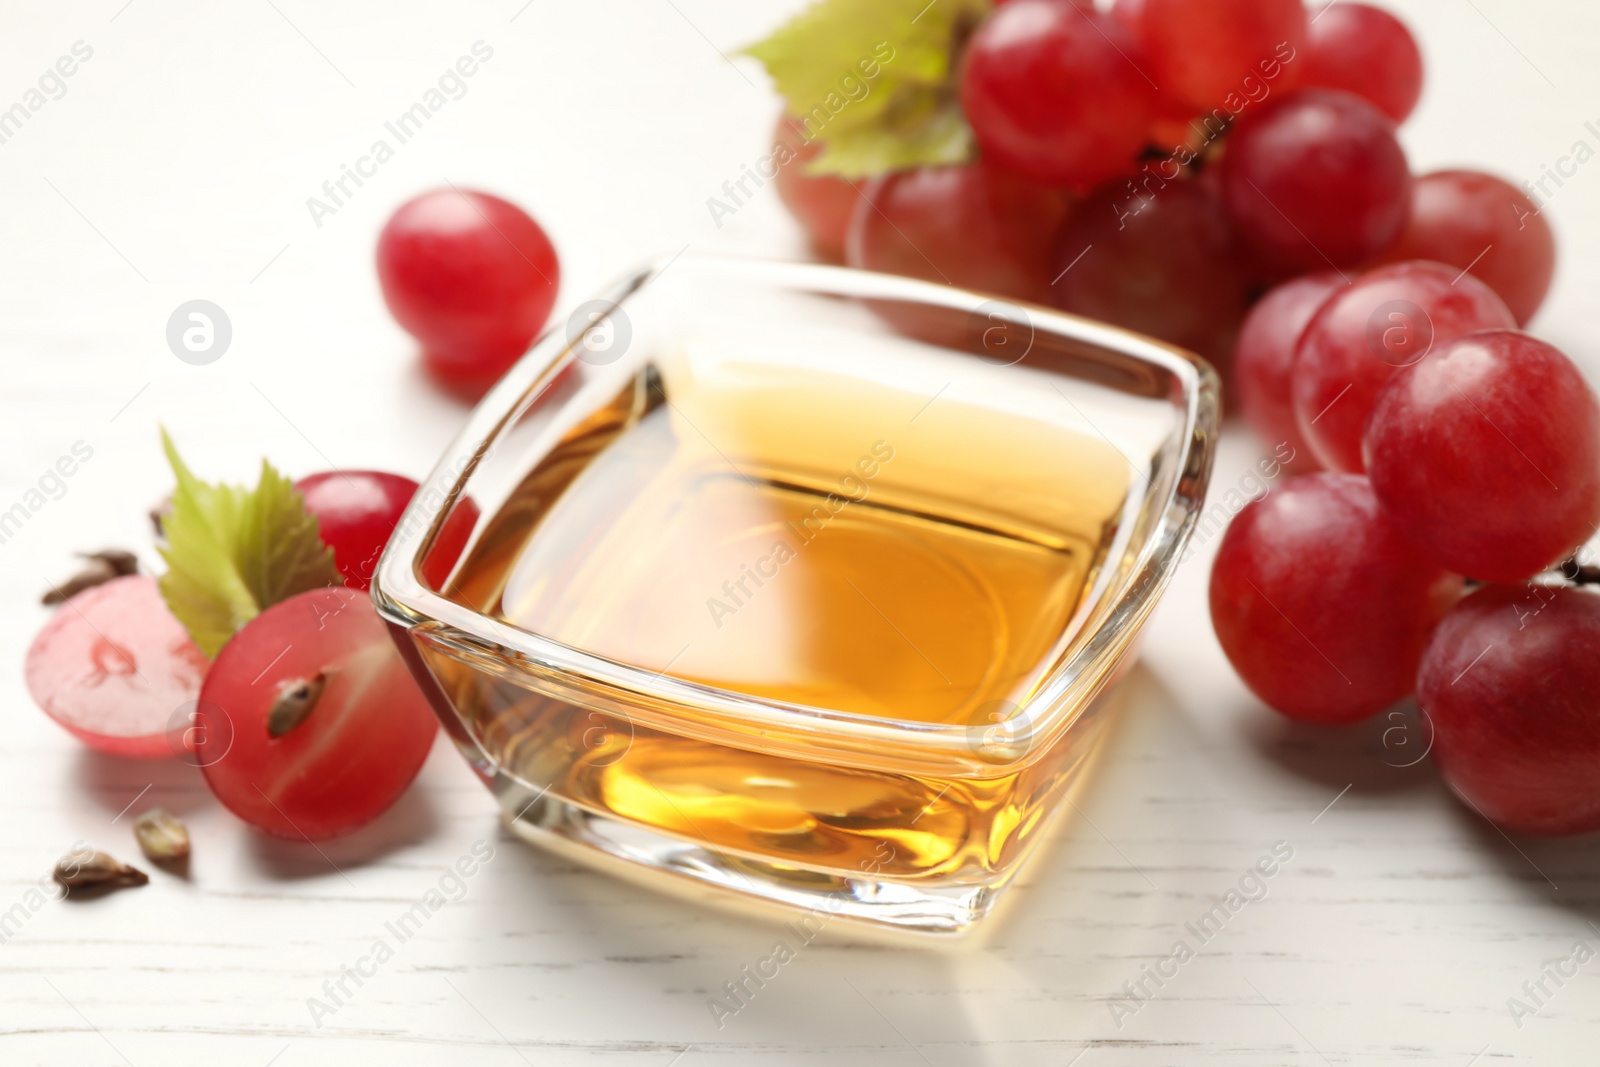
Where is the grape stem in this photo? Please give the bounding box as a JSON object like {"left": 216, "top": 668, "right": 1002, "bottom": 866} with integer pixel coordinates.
{"left": 1560, "top": 558, "right": 1600, "bottom": 586}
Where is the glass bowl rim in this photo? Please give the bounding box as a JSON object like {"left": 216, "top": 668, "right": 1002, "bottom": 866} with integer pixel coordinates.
{"left": 371, "top": 254, "right": 1219, "bottom": 771}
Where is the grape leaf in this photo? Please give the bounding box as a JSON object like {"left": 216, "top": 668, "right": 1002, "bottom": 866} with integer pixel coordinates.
{"left": 745, "top": 0, "right": 989, "bottom": 178}
{"left": 156, "top": 428, "right": 340, "bottom": 658}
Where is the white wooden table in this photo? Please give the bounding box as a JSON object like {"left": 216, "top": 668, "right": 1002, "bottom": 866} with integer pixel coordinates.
{"left": 2, "top": 2, "right": 1597, "bottom": 1063}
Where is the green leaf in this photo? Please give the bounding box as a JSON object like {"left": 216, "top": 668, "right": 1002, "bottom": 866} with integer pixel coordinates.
{"left": 156, "top": 428, "right": 340, "bottom": 658}
{"left": 745, "top": 0, "right": 989, "bottom": 179}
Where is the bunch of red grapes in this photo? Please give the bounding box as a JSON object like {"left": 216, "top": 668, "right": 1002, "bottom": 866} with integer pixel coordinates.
{"left": 1213, "top": 305, "right": 1600, "bottom": 839}
{"left": 773, "top": 0, "right": 1600, "bottom": 837}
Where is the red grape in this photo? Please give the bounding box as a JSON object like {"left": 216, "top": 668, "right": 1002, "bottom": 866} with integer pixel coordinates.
{"left": 1109, "top": 0, "right": 1147, "bottom": 32}
{"left": 197, "top": 587, "right": 438, "bottom": 840}
{"left": 1048, "top": 178, "right": 1250, "bottom": 363}
{"left": 377, "top": 188, "right": 560, "bottom": 403}
{"left": 960, "top": 1, "right": 1158, "bottom": 186}
{"left": 1418, "top": 584, "right": 1600, "bottom": 836}
{"left": 846, "top": 160, "right": 1073, "bottom": 304}
{"left": 26, "top": 576, "right": 209, "bottom": 758}
{"left": 1209, "top": 473, "right": 1462, "bottom": 724}
{"left": 1291, "top": 261, "right": 1515, "bottom": 472}
{"left": 1221, "top": 89, "right": 1411, "bottom": 272}
{"left": 1113, "top": 0, "right": 1305, "bottom": 113}
{"left": 297, "top": 470, "right": 477, "bottom": 592}
{"left": 1365, "top": 331, "right": 1600, "bottom": 581}
{"left": 1380, "top": 170, "right": 1556, "bottom": 326}
{"left": 1113, "top": 0, "right": 1209, "bottom": 147}
{"left": 1233, "top": 271, "right": 1345, "bottom": 468}
{"left": 772, "top": 118, "right": 858, "bottom": 263}
{"left": 1302, "top": 3, "right": 1424, "bottom": 124}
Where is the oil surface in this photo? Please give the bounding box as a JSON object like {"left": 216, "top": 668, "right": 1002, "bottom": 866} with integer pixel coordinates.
{"left": 491, "top": 360, "right": 1127, "bottom": 723}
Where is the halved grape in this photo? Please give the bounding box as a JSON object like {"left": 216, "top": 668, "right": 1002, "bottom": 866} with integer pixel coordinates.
{"left": 1209, "top": 473, "right": 1462, "bottom": 724}
{"left": 1365, "top": 331, "right": 1600, "bottom": 581}
{"left": 25, "top": 575, "right": 208, "bottom": 758}
{"left": 197, "top": 587, "right": 438, "bottom": 840}
{"left": 1291, "top": 260, "right": 1516, "bottom": 471}
{"left": 1419, "top": 584, "right": 1600, "bottom": 836}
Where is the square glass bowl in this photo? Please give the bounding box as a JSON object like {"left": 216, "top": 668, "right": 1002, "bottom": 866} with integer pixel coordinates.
{"left": 372, "top": 256, "right": 1217, "bottom": 936}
